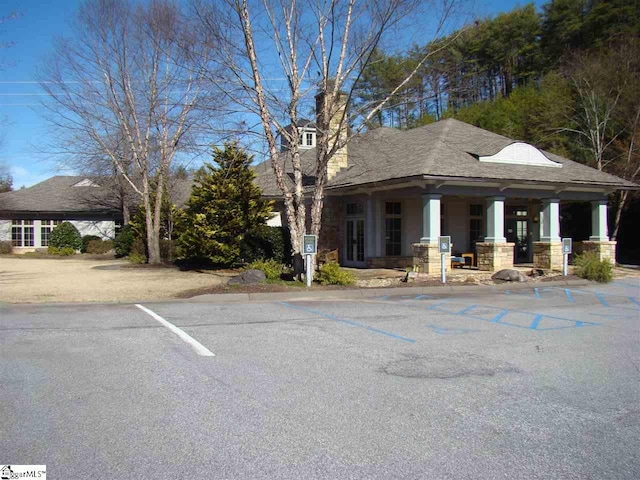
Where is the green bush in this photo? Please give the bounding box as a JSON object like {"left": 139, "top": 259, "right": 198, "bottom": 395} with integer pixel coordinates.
{"left": 247, "top": 259, "right": 283, "bottom": 281}
{"left": 240, "top": 226, "right": 291, "bottom": 264}
{"left": 81, "top": 235, "right": 101, "bottom": 253}
{"left": 48, "top": 246, "right": 76, "bottom": 256}
{"left": 86, "top": 239, "right": 114, "bottom": 254}
{"left": 114, "top": 225, "right": 135, "bottom": 257}
{"left": 573, "top": 251, "right": 613, "bottom": 283}
{"left": 128, "top": 252, "right": 147, "bottom": 264}
{"left": 160, "top": 239, "right": 175, "bottom": 262}
{"left": 316, "top": 262, "right": 355, "bottom": 286}
{"left": 0, "top": 241, "right": 12, "bottom": 254}
{"left": 49, "top": 222, "right": 82, "bottom": 251}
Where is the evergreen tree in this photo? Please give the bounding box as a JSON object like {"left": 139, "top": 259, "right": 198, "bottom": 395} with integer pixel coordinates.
{"left": 176, "top": 143, "right": 273, "bottom": 266}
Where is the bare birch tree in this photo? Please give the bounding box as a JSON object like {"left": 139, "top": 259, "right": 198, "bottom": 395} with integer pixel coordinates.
{"left": 197, "top": 0, "right": 462, "bottom": 255}
{"left": 40, "top": 0, "right": 218, "bottom": 263}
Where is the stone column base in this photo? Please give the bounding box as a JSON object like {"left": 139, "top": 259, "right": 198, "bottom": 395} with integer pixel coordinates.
{"left": 476, "top": 242, "right": 514, "bottom": 271}
{"left": 412, "top": 243, "right": 451, "bottom": 275}
{"left": 533, "top": 242, "right": 563, "bottom": 271}
{"left": 582, "top": 241, "right": 617, "bottom": 263}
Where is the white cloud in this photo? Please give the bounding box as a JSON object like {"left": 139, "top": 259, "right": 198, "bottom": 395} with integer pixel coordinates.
{"left": 9, "top": 165, "right": 50, "bottom": 188}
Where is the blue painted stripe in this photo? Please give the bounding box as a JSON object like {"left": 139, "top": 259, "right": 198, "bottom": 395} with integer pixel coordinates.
{"left": 426, "top": 301, "right": 450, "bottom": 310}
{"left": 414, "top": 294, "right": 432, "bottom": 300}
{"left": 629, "top": 297, "right": 640, "bottom": 306}
{"left": 534, "top": 288, "right": 541, "bottom": 299}
{"left": 457, "top": 304, "right": 477, "bottom": 315}
{"left": 564, "top": 289, "right": 575, "bottom": 303}
{"left": 491, "top": 310, "right": 509, "bottom": 323}
{"left": 278, "top": 302, "right": 416, "bottom": 343}
{"left": 529, "top": 314, "right": 543, "bottom": 330}
{"left": 595, "top": 292, "right": 610, "bottom": 307}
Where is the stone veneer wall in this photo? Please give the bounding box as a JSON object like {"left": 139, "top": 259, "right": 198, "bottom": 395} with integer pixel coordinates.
{"left": 368, "top": 256, "right": 413, "bottom": 269}
{"left": 317, "top": 200, "right": 342, "bottom": 253}
{"left": 581, "top": 241, "right": 617, "bottom": 263}
{"left": 412, "top": 243, "right": 451, "bottom": 274}
{"left": 533, "top": 242, "right": 564, "bottom": 271}
{"left": 476, "top": 242, "right": 515, "bottom": 271}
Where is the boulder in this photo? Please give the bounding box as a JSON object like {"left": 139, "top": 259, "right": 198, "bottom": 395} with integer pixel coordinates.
{"left": 491, "top": 269, "right": 528, "bottom": 282}
{"left": 227, "top": 269, "right": 266, "bottom": 285}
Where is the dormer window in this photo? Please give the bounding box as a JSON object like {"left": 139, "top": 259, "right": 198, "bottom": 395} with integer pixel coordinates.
{"left": 280, "top": 119, "right": 317, "bottom": 151}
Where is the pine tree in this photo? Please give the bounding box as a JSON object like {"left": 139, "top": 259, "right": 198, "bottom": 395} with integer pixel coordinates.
{"left": 176, "top": 143, "right": 273, "bottom": 266}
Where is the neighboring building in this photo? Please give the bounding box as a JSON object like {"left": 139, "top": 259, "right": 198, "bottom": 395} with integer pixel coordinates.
{"left": 0, "top": 176, "right": 125, "bottom": 252}
{"left": 0, "top": 173, "right": 282, "bottom": 253}
{"left": 255, "top": 115, "right": 637, "bottom": 272}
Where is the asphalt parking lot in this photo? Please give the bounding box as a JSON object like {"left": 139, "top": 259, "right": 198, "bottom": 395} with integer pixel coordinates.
{"left": 1, "top": 280, "right": 639, "bottom": 479}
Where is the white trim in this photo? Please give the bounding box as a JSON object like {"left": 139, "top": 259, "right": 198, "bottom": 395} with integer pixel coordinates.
{"left": 479, "top": 142, "right": 562, "bottom": 168}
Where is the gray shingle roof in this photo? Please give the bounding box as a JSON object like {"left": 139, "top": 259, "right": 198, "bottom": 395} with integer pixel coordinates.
{"left": 0, "top": 175, "right": 197, "bottom": 214}
{"left": 0, "top": 176, "right": 125, "bottom": 214}
{"left": 254, "top": 118, "right": 636, "bottom": 196}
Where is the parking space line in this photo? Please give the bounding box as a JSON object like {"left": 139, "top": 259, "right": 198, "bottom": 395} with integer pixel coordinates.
{"left": 135, "top": 304, "right": 215, "bottom": 357}
{"left": 278, "top": 302, "right": 416, "bottom": 343}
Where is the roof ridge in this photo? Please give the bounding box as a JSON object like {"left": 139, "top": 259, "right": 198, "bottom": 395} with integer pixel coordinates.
{"left": 423, "top": 117, "right": 454, "bottom": 172}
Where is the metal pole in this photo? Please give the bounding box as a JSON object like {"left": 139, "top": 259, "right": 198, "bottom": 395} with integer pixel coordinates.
{"left": 441, "top": 253, "right": 446, "bottom": 283}
{"left": 563, "top": 253, "right": 568, "bottom": 276}
{"left": 306, "top": 254, "right": 312, "bottom": 287}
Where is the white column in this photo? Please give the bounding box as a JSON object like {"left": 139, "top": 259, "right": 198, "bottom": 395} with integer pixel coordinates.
{"left": 374, "top": 198, "right": 383, "bottom": 256}
{"left": 590, "top": 199, "right": 609, "bottom": 241}
{"left": 420, "top": 194, "right": 441, "bottom": 244}
{"left": 366, "top": 196, "right": 376, "bottom": 258}
{"left": 484, "top": 196, "right": 506, "bottom": 243}
{"left": 540, "top": 198, "right": 561, "bottom": 242}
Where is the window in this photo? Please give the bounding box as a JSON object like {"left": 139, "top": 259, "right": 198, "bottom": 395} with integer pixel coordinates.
{"left": 11, "top": 220, "right": 35, "bottom": 247}
{"left": 41, "top": 220, "right": 62, "bottom": 247}
{"left": 346, "top": 202, "right": 364, "bottom": 216}
{"left": 470, "top": 204, "right": 483, "bottom": 217}
{"left": 385, "top": 202, "right": 401, "bottom": 256}
{"left": 306, "top": 132, "right": 314, "bottom": 146}
{"left": 470, "top": 204, "right": 483, "bottom": 247}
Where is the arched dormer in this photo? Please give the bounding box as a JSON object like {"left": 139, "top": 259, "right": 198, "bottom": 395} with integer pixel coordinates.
{"left": 478, "top": 142, "right": 562, "bottom": 168}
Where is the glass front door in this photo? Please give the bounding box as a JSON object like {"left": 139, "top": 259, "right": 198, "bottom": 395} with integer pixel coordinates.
{"left": 345, "top": 218, "right": 365, "bottom": 265}
{"left": 506, "top": 218, "right": 529, "bottom": 263}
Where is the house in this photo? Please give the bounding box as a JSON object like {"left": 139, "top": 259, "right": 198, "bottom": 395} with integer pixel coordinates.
{"left": 254, "top": 105, "right": 636, "bottom": 272}
{"left": 0, "top": 176, "right": 126, "bottom": 252}
{"left": 0, "top": 173, "right": 282, "bottom": 254}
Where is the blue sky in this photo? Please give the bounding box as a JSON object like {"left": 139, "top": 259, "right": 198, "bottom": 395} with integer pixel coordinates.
{"left": 0, "top": 0, "right": 544, "bottom": 188}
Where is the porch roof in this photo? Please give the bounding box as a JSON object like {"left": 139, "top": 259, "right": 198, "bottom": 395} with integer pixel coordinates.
{"left": 253, "top": 118, "right": 636, "bottom": 197}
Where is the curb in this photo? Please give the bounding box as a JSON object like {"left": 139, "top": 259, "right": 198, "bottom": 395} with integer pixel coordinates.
{"left": 187, "top": 278, "right": 593, "bottom": 304}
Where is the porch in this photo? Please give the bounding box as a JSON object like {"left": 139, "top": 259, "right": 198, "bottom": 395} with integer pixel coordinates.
{"left": 320, "top": 185, "right": 615, "bottom": 273}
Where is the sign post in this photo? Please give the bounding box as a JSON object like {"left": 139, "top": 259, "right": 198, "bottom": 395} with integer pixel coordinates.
{"left": 302, "top": 235, "right": 317, "bottom": 287}
{"left": 438, "top": 236, "right": 451, "bottom": 284}
{"left": 562, "top": 238, "right": 572, "bottom": 276}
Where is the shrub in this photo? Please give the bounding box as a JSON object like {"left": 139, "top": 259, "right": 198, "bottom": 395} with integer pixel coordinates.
{"left": 0, "top": 241, "right": 12, "bottom": 254}
{"left": 240, "top": 226, "right": 291, "bottom": 264}
{"left": 128, "top": 252, "right": 147, "bottom": 264}
{"left": 113, "top": 225, "right": 134, "bottom": 257}
{"left": 247, "top": 259, "right": 283, "bottom": 281}
{"left": 48, "top": 246, "right": 76, "bottom": 256}
{"left": 49, "top": 222, "right": 82, "bottom": 251}
{"left": 81, "top": 235, "right": 101, "bottom": 253}
{"left": 160, "top": 239, "right": 175, "bottom": 262}
{"left": 316, "top": 262, "right": 355, "bottom": 286}
{"left": 573, "top": 251, "right": 613, "bottom": 283}
{"left": 86, "top": 239, "right": 114, "bottom": 254}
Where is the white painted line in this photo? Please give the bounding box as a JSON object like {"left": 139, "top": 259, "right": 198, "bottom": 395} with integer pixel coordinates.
{"left": 135, "top": 304, "right": 215, "bottom": 357}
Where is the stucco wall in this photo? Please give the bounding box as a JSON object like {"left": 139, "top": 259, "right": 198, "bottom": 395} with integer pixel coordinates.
{"left": 446, "top": 198, "right": 468, "bottom": 253}
{"left": 70, "top": 220, "right": 116, "bottom": 240}
{"left": 0, "top": 220, "right": 10, "bottom": 242}
{"left": 0, "top": 218, "right": 116, "bottom": 251}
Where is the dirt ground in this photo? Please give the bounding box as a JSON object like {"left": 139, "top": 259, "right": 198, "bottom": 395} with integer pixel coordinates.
{"left": 0, "top": 256, "right": 227, "bottom": 304}
{"left": 1, "top": 255, "right": 638, "bottom": 304}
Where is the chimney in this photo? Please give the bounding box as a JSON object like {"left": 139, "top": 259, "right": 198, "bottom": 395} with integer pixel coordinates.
{"left": 315, "top": 82, "right": 348, "bottom": 180}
